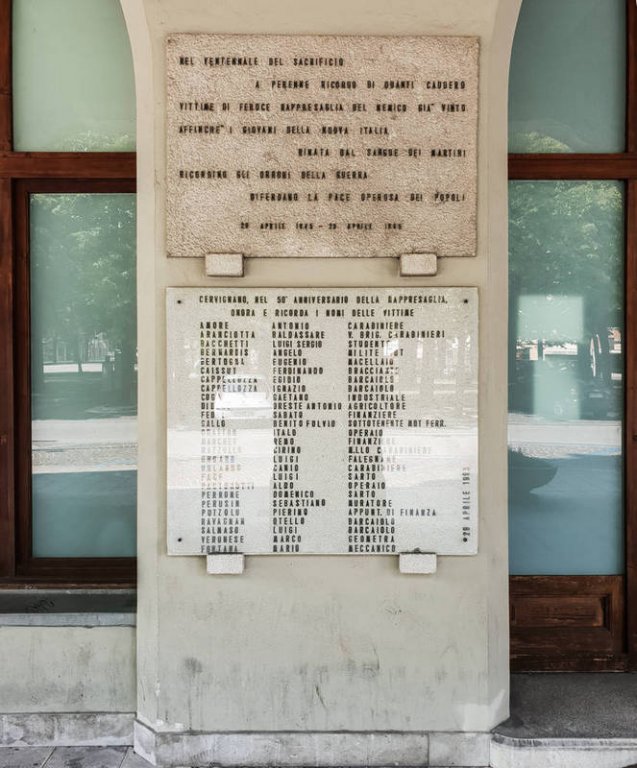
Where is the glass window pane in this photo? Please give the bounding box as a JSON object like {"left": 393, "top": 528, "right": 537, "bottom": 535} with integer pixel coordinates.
{"left": 508, "top": 181, "right": 624, "bottom": 575}
{"left": 508, "top": 0, "right": 625, "bottom": 153}
{"left": 13, "top": 0, "right": 135, "bottom": 151}
{"left": 31, "top": 194, "right": 137, "bottom": 557}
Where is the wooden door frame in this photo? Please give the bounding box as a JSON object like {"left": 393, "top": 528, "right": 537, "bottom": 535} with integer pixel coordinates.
{"left": 509, "top": 0, "right": 637, "bottom": 671}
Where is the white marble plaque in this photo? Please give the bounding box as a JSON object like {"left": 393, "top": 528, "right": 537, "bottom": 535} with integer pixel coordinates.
{"left": 166, "top": 35, "right": 478, "bottom": 260}
{"left": 167, "top": 288, "right": 478, "bottom": 556}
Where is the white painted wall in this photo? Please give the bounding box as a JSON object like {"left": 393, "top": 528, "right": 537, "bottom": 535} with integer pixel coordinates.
{"left": 122, "top": 0, "right": 521, "bottom": 737}
{"left": 0, "top": 627, "right": 135, "bottom": 713}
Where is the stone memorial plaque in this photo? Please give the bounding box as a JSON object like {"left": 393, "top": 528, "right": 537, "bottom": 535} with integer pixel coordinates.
{"left": 166, "top": 35, "right": 478, "bottom": 260}
{"left": 167, "top": 288, "right": 478, "bottom": 556}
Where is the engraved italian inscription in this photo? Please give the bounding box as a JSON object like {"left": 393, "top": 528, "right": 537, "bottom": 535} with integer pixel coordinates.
{"left": 166, "top": 36, "right": 479, "bottom": 259}
{"left": 167, "top": 288, "right": 478, "bottom": 556}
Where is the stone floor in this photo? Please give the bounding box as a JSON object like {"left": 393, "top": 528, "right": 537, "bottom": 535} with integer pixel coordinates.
{"left": 2, "top": 674, "right": 637, "bottom": 767}
{"left": 0, "top": 748, "right": 150, "bottom": 768}
{"left": 495, "top": 672, "right": 637, "bottom": 739}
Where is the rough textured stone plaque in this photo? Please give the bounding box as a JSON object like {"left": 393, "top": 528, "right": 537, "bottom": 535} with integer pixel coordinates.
{"left": 166, "top": 35, "right": 479, "bottom": 260}
{"left": 167, "top": 288, "right": 478, "bottom": 556}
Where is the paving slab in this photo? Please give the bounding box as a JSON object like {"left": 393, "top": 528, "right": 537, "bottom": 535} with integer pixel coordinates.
{"left": 119, "top": 750, "right": 152, "bottom": 768}
{"left": 495, "top": 672, "right": 637, "bottom": 739}
{"left": 0, "top": 749, "right": 53, "bottom": 768}
{"left": 43, "top": 748, "right": 126, "bottom": 768}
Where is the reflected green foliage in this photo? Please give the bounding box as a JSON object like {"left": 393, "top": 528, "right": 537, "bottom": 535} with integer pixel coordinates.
{"left": 507, "top": 0, "right": 627, "bottom": 576}
{"left": 62, "top": 132, "right": 135, "bottom": 153}
{"left": 508, "top": 182, "right": 625, "bottom": 575}
{"left": 30, "top": 194, "right": 137, "bottom": 557}
{"left": 30, "top": 194, "right": 137, "bottom": 414}
{"left": 509, "top": 181, "right": 624, "bottom": 419}
{"left": 509, "top": 133, "right": 570, "bottom": 154}
{"left": 13, "top": 0, "right": 135, "bottom": 151}
{"left": 509, "top": 181, "right": 624, "bottom": 334}
{"left": 508, "top": 0, "right": 625, "bottom": 153}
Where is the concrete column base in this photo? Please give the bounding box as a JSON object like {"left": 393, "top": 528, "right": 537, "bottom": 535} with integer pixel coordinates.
{"left": 0, "top": 713, "right": 134, "bottom": 747}
{"left": 490, "top": 734, "right": 637, "bottom": 768}
{"left": 134, "top": 719, "right": 491, "bottom": 767}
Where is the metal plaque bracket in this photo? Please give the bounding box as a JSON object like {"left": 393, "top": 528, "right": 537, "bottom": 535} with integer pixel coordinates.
{"left": 205, "top": 554, "right": 436, "bottom": 574}
{"left": 399, "top": 553, "right": 438, "bottom": 574}
{"left": 206, "top": 554, "right": 245, "bottom": 575}
{"left": 205, "top": 253, "right": 245, "bottom": 277}
{"left": 399, "top": 253, "right": 438, "bottom": 277}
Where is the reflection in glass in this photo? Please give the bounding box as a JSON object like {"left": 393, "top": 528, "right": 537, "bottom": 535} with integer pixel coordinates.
{"left": 13, "top": 0, "right": 135, "bottom": 151}
{"left": 30, "top": 194, "right": 136, "bottom": 557}
{"left": 508, "top": 0, "right": 625, "bottom": 153}
{"left": 508, "top": 181, "right": 624, "bottom": 575}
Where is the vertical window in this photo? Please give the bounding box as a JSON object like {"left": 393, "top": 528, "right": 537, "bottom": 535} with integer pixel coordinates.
{"left": 30, "top": 192, "right": 136, "bottom": 558}
{"left": 0, "top": 1, "right": 136, "bottom": 585}
{"left": 13, "top": 0, "right": 135, "bottom": 151}
{"left": 509, "top": 180, "right": 624, "bottom": 575}
{"left": 508, "top": 0, "right": 625, "bottom": 153}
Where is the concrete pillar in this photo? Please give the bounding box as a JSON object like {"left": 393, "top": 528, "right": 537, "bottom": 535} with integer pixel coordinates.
{"left": 121, "top": 0, "right": 522, "bottom": 764}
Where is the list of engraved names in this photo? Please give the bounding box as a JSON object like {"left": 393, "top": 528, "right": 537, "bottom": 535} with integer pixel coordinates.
{"left": 167, "top": 288, "right": 478, "bottom": 556}
{"left": 166, "top": 35, "right": 479, "bottom": 259}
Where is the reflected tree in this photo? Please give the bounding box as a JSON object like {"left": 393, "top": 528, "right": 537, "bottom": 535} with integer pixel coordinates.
{"left": 508, "top": 181, "right": 624, "bottom": 417}
{"left": 30, "top": 194, "right": 136, "bottom": 407}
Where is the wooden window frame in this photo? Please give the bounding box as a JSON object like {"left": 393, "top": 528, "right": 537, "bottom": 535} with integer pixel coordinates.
{"left": 509, "top": 0, "right": 637, "bottom": 671}
{"left": 0, "top": 0, "right": 632, "bottom": 628}
{"left": 0, "top": 0, "right": 136, "bottom": 587}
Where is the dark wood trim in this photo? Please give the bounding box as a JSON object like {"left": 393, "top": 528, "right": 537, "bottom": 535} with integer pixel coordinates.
{"left": 14, "top": 559, "right": 136, "bottom": 587}
{"left": 626, "top": 179, "right": 637, "bottom": 666}
{"left": 0, "top": 153, "right": 136, "bottom": 180}
{"left": 0, "top": 178, "right": 14, "bottom": 578}
{"left": 624, "top": 0, "right": 637, "bottom": 670}
{"left": 509, "top": 154, "right": 637, "bottom": 180}
{"left": 12, "top": 177, "right": 136, "bottom": 195}
{"left": 13, "top": 178, "right": 30, "bottom": 574}
{"left": 9, "top": 178, "right": 136, "bottom": 587}
{"left": 510, "top": 656, "right": 628, "bottom": 673}
{"left": 510, "top": 576, "right": 626, "bottom": 671}
{"left": 0, "top": 2, "right": 12, "bottom": 577}
{"left": 0, "top": 0, "right": 11, "bottom": 152}
{"left": 627, "top": 0, "right": 637, "bottom": 153}
{"left": 0, "top": 579, "right": 135, "bottom": 589}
